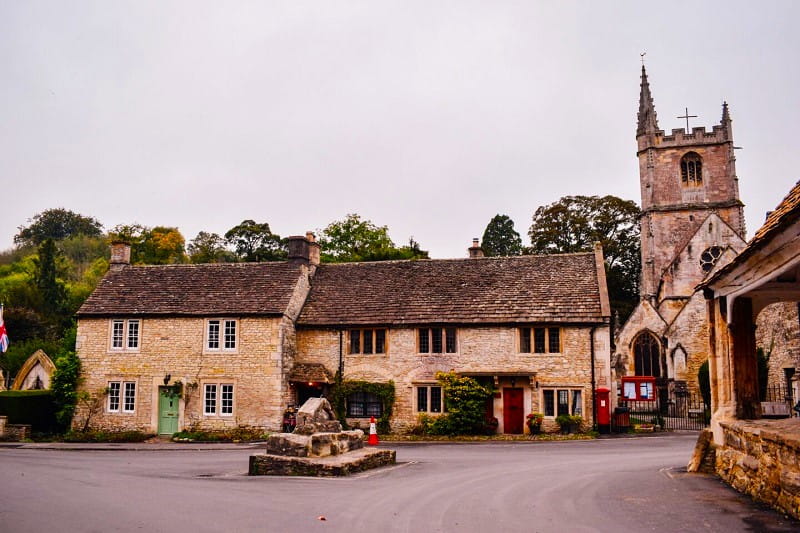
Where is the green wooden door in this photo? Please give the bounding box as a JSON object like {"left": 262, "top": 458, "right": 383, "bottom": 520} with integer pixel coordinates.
{"left": 158, "top": 388, "right": 179, "bottom": 435}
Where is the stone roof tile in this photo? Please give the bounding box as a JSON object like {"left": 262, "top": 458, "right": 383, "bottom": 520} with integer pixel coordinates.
{"left": 298, "top": 253, "right": 606, "bottom": 326}
{"left": 77, "top": 262, "right": 304, "bottom": 317}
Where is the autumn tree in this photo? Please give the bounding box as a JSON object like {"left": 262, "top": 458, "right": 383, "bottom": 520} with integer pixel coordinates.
{"left": 224, "top": 220, "right": 286, "bottom": 262}
{"left": 187, "top": 231, "right": 234, "bottom": 263}
{"left": 15, "top": 208, "right": 103, "bottom": 247}
{"left": 317, "top": 214, "right": 428, "bottom": 263}
{"left": 108, "top": 224, "right": 188, "bottom": 264}
{"left": 480, "top": 214, "right": 523, "bottom": 256}
{"left": 528, "top": 195, "right": 641, "bottom": 322}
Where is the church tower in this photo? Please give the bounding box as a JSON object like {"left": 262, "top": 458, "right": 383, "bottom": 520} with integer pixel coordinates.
{"left": 636, "top": 66, "right": 746, "bottom": 300}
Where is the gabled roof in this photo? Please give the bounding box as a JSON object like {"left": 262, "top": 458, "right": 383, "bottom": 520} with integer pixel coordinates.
{"left": 78, "top": 262, "right": 305, "bottom": 317}
{"left": 298, "top": 253, "right": 609, "bottom": 326}
{"left": 702, "top": 180, "right": 800, "bottom": 288}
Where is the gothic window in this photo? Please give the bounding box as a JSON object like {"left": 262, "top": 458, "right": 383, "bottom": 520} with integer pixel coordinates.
{"left": 633, "top": 332, "right": 661, "bottom": 377}
{"left": 700, "top": 246, "right": 724, "bottom": 273}
{"left": 680, "top": 152, "right": 703, "bottom": 186}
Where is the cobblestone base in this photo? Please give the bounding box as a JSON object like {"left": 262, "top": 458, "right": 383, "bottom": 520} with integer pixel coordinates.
{"left": 249, "top": 448, "right": 396, "bottom": 476}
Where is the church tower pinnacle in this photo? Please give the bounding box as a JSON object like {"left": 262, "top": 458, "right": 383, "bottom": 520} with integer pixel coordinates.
{"left": 637, "top": 65, "right": 659, "bottom": 137}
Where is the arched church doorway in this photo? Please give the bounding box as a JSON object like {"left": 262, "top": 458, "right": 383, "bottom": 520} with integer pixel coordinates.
{"left": 633, "top": 332, "right": 661, "bottom": 377}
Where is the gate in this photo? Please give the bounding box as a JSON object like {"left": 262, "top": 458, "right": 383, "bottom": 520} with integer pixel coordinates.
{"left": 613, "top": 390, "right": 709, "bottom": 431}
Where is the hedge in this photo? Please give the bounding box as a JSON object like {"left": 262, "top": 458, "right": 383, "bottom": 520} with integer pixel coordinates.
{"left": 0, "top": 390, "right": 61, "bottom": 433}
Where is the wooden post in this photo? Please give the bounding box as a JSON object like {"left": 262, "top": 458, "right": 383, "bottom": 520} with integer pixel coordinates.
{"left": 731, "top": 297, "right": 759, "bottom": 419}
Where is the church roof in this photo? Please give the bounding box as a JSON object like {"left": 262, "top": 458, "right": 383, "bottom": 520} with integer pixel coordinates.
{"left": 77, "top": 262, "right": 305, "bottom": 317}
{"left": 702, "top": 180, "right": 800, "bottom": 287}
{"left": 298, "top": 252, "right": 609, "bottom": 326}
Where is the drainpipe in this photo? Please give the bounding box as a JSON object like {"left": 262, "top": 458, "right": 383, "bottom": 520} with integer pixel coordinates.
{"left": 591, "top": 326, "right": 597, "bottom": 430}
{"left": 338, "top": 330, "right": 344, "bottom": 378}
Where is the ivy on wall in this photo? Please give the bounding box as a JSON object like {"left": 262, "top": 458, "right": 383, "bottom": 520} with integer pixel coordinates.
{"left": 331, "top": 377, "right": 395, "bottom": 434}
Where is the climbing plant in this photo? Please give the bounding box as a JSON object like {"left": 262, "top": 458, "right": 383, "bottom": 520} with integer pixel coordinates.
{"left": 331, "top": 377, "right": 395, "bottom": 433}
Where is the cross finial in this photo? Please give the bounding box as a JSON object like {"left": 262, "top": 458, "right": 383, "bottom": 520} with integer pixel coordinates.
{"left": 677, "top": 107, "right": 698, "bottom": 131}
{"left": 640, "top": 51, "right": 646, "bottom": 66}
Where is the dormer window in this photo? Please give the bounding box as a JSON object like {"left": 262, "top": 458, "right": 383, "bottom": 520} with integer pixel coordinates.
{"left": 680, "top": 152, "right": 703, "bottom": 186}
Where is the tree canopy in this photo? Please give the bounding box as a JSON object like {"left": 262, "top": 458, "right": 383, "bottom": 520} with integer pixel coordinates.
{"left": 108, "top": 224, "right": 188, "bottom": 265}
{"left": 481, "top": 214, "right": 523, "bottom": 256}
{"left": 187, "top": 231, "right": 234, "bottom": 263}
{"left": 317, "top": 214, "right": 428, "bottom": 263}
{"left": 224, "top": 220, "right": 286, "bottom": 262}
{"left": 528, "top": 195, "right": 641, "bottom": 322}
{"left": 15, "top": 208, "right": 103, "bottom": 247}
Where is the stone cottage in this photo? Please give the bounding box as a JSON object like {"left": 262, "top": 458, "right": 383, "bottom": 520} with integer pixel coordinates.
{"left": 75, "top": 236, "right": 611, "bottom": 435}
{"left": 296, "top": 242, "right": 612, "bottom": 433}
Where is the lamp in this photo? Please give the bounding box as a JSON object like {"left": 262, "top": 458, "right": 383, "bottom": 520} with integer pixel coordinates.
{"left": 163, "top": 374, "right": 171, "bottom": 386}
{"left": 510, "top": 378, "right": 516, "bottom": 388}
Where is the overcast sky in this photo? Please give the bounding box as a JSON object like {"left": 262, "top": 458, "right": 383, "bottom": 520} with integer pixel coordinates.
{"left": 2, "top": 1, "right": 798, "bottom": 259}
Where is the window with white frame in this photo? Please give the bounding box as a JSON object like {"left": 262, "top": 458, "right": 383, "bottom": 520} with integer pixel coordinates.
{"left": 204, "top": 383, "right": 234, "bottom": 416}
{"left": 418, "top": 327, "right": 457, "bottom": 353}
{"left": 107, "top": 381, "right": 136, "bottom": 413}
{"left": 541, "top": 388, "right": 583, "bottom": 418}
{"left": 110, "top": 319, "right": 140, "bottom": 350}
{"left": 206, "top": 319, "right": 237, "bottom": 351}
{"left": 416, "top": 385, "right": 443, "bottom": 413}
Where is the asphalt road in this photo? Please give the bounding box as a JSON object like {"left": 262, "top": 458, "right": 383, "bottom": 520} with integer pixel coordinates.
{"left": 0, "top": 433, "right": 796, "bottom": 532}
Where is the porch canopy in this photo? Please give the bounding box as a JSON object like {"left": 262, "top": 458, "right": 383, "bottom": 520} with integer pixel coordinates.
{"left": 700, "top": 181, "right": 800, "bottom": 438}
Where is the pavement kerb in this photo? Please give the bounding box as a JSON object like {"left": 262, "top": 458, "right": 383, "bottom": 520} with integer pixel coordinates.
{"left": 0, "top": 430, "right": 694, "bottom": 451}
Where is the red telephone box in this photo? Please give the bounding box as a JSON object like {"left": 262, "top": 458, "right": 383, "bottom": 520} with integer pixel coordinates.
{"left": 595, "top": 387, "right": 611, "bottom": 434}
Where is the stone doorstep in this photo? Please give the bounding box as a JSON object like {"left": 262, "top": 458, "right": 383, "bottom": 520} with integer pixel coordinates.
{"left": 249, "top": 448, "right": 396, "bottom": 477}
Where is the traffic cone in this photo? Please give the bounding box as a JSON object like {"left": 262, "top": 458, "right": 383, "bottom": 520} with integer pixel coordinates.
{"left": 368, "top": 416, "right": 379, "bottom": 446}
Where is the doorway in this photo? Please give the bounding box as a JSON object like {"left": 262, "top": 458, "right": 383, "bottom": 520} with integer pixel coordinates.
{"left": 158, "top": 387, "right": 179, "bottom": 435}
{"left": 503, "top": 387, "right": 524, "bottom": 434}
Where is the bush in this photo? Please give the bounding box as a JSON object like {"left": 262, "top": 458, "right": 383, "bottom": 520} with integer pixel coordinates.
{"left": 427, "top": 372, "right": 493, "bottom": 436}
{"left": 555, "top": 414, "right": 583, "bottom": 433}
{"left": 171, "top": 426, "right": 269, "bottom": 442}
{"left": 0, "top": 390, "right": 59, "bottom": 433}
{"left": 63, "top": 430, "right": 154, "bottom": 443}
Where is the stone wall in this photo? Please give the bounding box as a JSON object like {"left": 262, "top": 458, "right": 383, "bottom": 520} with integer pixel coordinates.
{"left": 75, "top": 315, "right": 289, "bottom": 433}
{"left": 716, "top": 419, "right": 800, "bottom": 519}
{"left": 297, "top": 325, "right": 610, "bottom": 433}
{"left": 756, "top": 302, "right": 800, "bottom": 391}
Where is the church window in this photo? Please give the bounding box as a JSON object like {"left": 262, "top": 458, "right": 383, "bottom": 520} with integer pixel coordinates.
{"left": 680, "top": 152, "right": 703, "bottom": 186}
{"left": 700, "top": 246, "right": 724, "bottom": 273}
{"left": 633, "top": 332, "right": 661, "bottom": 377}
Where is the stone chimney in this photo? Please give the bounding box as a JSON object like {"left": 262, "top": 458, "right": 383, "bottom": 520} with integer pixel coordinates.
{"left": 110, "top": 241, "right": 131, "bottom": 270}
{"left": 468, "top": 238, "right": 484, "bottom": 258}
{"left": 287, "top": 233, "right": 321, "bottom": 266}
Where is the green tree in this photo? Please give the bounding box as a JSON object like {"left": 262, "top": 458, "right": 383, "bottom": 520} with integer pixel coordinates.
{"left": 15, "top": 208, "right": 103, "bottom": 247}
{"left": 481, "top": 214, "right": 522, "bottom": 256}
{"left": 430, "top": 372, "right": 494, "bottom": 435}
{"left": 224, "top": 220, "right": 286, "bottom": 262}
{"left": 50, "top": 326, "right": 81, "bottom": 429}
{"left": 318, "top": 214, "right": 428, "bottom": 263}
{"left": 187, "top": 231, "right": 235, "bottom": 263}
{"left": 528, "top": 195, "right": 641, "bottom": 323}
{"left": 33, "top": 239, "right": 69, "bottom": 326}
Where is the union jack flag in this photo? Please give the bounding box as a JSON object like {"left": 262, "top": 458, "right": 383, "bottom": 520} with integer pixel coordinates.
{"left": 0, "top": 305, "right": 9, "bottom": 353}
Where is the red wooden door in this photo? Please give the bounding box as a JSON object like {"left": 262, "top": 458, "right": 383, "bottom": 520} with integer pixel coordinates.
{"left": 503, "top": 387, "right": 524, "bottom": 434}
